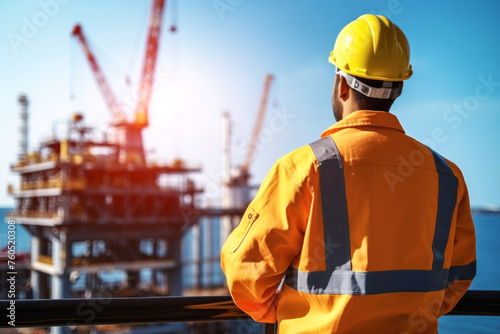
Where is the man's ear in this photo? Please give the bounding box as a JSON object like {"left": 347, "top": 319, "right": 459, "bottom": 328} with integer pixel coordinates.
{"left": 338, "top": 75, "right": 350, "bottom": 101}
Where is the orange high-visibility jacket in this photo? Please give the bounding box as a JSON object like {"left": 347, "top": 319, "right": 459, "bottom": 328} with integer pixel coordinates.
{"left": 221, "top": 110, "right": 476, "bottom": 333}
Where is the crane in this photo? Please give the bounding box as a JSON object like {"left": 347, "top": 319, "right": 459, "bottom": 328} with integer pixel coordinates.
{"left": 71, "top": 24, "right": 127, "bottom": 125}
{"left": 240, "top": 74, "right": 274, "bottom": 175}
{"left": 220, "top": 74, "right": 274, "bottom": 243}
{"left": 72, "top": 0, "right": 167, "bottom": 164}
{"left": 134, "top": 0, "right": 166, "bottom": 128}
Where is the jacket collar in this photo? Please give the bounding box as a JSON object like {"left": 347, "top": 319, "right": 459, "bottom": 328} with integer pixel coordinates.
{"left": 321, "top": 110, "right": 406, "bottom": 138}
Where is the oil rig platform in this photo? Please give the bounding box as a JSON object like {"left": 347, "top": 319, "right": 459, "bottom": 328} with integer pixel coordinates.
{"left": 7, "top": 109, "right": 204, "bottom": 301}
{"left": 3, "top": 0, "right": 274, "bottom": 332}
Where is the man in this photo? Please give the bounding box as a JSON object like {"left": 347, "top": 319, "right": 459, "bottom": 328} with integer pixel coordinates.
{"left": 221, "top": 14, "right": 476, "bottom": 333}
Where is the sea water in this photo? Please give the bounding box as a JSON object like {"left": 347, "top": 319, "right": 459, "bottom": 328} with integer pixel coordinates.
{"left": 438, "top": 214, "right": 500, "bottom": 333}
{"left": 1, "top": 208, "right": 499, "bottom": 332}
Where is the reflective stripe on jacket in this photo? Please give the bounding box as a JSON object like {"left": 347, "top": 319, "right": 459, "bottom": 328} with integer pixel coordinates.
{"left": 221, "top": 110, "right": 476, "bottom": 334}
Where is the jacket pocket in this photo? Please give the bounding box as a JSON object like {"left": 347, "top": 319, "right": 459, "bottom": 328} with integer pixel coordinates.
{"left": 228, "top": 206, "right": 259, "bottom": 253}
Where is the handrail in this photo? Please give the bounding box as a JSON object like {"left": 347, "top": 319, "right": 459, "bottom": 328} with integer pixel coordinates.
{"left": 447, "top": 290, "right": 500, "bottom": 316}
{"left": 2, "top": 295, "right": 247, "bottom": 328}
{"left": 1, "top": 290, "right": 499, "bottom": 328}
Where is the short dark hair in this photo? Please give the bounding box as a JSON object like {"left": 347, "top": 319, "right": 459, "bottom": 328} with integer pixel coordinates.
{"left": 350, "top": 76, "right": 403, "bottom": 112}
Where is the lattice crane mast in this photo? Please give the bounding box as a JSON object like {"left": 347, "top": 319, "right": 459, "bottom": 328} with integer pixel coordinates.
{"left": 240, "top": 74, "right": 274, "bottom": 175}
{"left": 135, "top": 0, "right": 166, "bottom": 128}
{"left": 72, "top": 0, "right": 166, "bottom": 129}
{"left": 71, "top": 24, "right": 126, "bottom": 125}
{"left": 71, "top": 0, "right": 167, "bottom": 165}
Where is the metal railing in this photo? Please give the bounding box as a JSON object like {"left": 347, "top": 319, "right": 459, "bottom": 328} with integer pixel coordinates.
{"left": 1, "top": 290, "right": 499, "bottom": 330}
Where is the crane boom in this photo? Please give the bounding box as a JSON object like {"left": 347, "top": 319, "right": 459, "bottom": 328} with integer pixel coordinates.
{"left": 134, "top": 0, "right": 166, "bottom": 128}
{"left": 241, "top": 74, "right": 274, "bottom": 173}
{"left": 71, "top": 24, "right": 126, "bottom": 124}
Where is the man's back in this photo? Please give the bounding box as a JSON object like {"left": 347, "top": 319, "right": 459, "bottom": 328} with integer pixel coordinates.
{"left": 221, "top": 110, "right": 476, "bottom": 333}
{"left": 222, "top": 14, "right": 476, "bottom": 334}
{"left": 332, "top": 110, "right": 451, "bottom": 274}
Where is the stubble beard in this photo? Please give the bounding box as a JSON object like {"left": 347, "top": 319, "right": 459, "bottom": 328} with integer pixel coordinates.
{"left": 332, "top": 79, "right": 343, "bottom": 122}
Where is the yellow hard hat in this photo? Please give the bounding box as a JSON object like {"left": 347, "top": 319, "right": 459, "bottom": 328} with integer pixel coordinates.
{"left": 329, "top": 14, "right": 412, "bottom": 82}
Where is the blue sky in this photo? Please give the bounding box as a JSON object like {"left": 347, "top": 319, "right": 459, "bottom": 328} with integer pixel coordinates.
{"left": 0, "top": 0, "right": 499, "bottom": 207}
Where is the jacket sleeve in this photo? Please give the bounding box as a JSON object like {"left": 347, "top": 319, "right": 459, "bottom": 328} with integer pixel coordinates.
{"left": 439, "top": 174, "right": 477, "bottom": 316}
{"left": 220, "top": 158, "right": 309, "bottom": 323}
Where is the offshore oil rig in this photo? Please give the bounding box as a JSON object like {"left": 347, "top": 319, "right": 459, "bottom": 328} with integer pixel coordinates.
{"left": 4, "top": 1, "right": 274, "bottom": 333}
